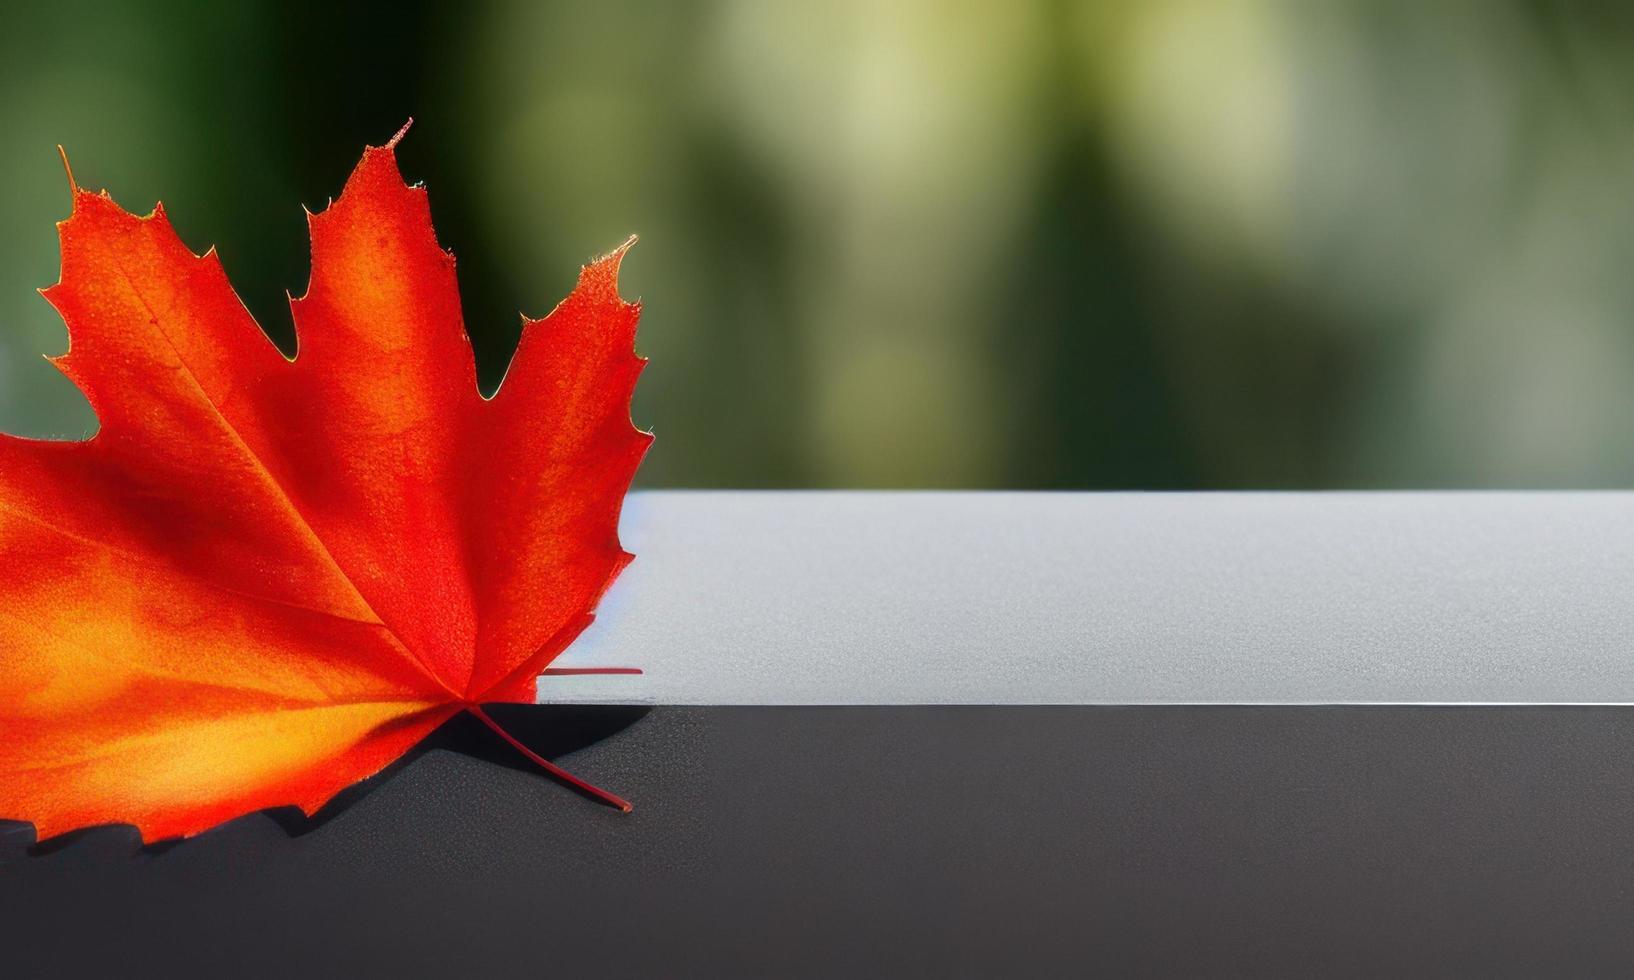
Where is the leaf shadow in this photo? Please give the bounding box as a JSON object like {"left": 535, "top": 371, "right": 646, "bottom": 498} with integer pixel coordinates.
{"left": 263, "top": 703, "right": 652, "bottom": 839}
{"left": 17, "top": 823, "right": 125, "bottom": 858}
{"left": 4, "top": 704, "right": 650, "bottom": 857}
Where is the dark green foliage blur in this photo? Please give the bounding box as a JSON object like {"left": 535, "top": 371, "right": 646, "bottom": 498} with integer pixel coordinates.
{"left": 7, "top": 0, "right": 1634, "bottom": 488}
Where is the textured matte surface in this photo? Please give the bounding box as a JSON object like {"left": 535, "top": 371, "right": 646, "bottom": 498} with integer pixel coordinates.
{"left": 6, "top": 705, "right": 1634, "bottom": 978}
{"left": 551, "top": 491, "right": 1634, "bottom": 704}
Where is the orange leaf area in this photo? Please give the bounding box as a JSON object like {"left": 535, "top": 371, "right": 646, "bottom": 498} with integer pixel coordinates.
{"left": 0, "top": 129, "right": 649, "bottom": 841}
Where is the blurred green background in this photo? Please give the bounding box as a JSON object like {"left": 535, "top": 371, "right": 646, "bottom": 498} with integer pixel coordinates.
{"left": 6, "top": 0, "right": 1634, "bottom": 488}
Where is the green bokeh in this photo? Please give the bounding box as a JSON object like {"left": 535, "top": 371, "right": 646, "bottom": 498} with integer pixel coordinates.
{"left": 7, "top": 0, "right": 1634, "bottom": 489}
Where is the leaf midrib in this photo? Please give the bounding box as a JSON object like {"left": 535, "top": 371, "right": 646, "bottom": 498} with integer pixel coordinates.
{"left": 98, "top": 241, "right": 458, "bottom": 698}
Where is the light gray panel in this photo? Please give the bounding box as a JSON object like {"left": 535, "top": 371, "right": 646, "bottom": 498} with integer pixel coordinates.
{"left": 541, "top": 491, "right": 1634, "bottom": 705}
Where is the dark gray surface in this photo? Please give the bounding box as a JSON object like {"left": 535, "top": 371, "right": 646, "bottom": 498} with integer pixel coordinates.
{"left": 5, "top": 705, "right": 1634, "bottom": 978}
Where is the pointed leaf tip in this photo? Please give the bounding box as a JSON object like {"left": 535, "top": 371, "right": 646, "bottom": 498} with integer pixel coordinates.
{"left": 578, "top": 235, "right": 638, "bottom": 299}
{"left": 386, "top": 118, "right": 414, "bottom": 150}
{"left": 56, "top": 145, "right": 77, "bottom": 196}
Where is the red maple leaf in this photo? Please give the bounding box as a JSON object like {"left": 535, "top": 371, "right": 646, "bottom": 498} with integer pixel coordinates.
{"left": 0, "top": 125, "right": 651, "bottom": 841}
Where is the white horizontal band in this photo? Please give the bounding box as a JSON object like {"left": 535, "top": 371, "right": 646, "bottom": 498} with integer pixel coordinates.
{"left": 540, "top": 491, "right": 1634, "bottom": 705}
